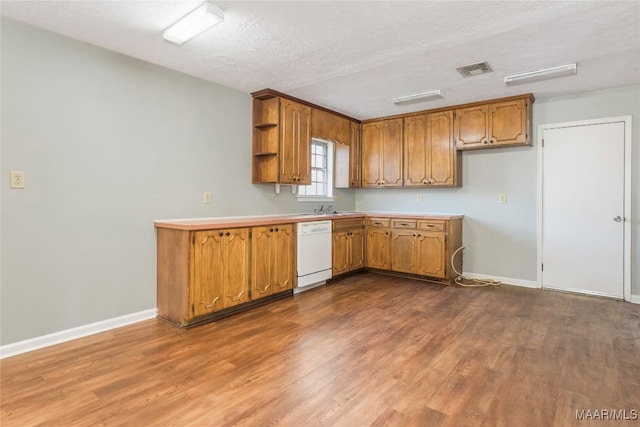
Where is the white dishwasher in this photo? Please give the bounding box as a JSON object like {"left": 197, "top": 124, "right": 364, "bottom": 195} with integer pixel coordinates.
{"left": 295, "top": 220, "right": 332, "bottom": 293}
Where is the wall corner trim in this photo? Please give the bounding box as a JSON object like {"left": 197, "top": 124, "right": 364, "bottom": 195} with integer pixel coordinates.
{"left": 0, "top": 308, "right": 157, "bottom": 359}
{"left": 462, "top": 272, "right": 539, "bottom": 289}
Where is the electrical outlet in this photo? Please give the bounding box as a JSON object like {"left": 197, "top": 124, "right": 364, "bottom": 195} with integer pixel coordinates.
{"left": 10, "top": 171, "right": 25, "bottom": 189}
{"left": 498, "top": 193, "right": 506, "bottom": 204}
{"left": 203, "top": 191, "right": 212, "bottom": 204}
{"left": 416, "top": 193, "right": 423, "bottom": 203}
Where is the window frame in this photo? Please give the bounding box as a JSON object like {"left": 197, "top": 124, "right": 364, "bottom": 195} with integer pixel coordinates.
{"left": 297, "top": 138, "right": 334, "bottom": 202}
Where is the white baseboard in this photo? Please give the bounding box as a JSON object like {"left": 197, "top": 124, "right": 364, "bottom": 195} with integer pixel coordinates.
{"left": 462, "top": 272, "right": 539, "bottom": 289}
{"left": 0, "top": 308, "right": 157, "bottom": 360}
{"left": 630, "top": 295, "right": 640, "bottom": 304}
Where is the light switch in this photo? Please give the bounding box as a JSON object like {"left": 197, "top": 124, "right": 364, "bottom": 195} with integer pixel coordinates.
{"left": 10, "top": 171, "right": 25, "bottom": 189}
{"left": 203, "top": 191, "right": 212, "bottom": 204}
{"left": 498, "top": 193, "right": 506, "bottom": 204}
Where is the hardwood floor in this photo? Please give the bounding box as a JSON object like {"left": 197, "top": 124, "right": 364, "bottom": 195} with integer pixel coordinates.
{"left": 2, "top": 273, "right": 639, "bottom": 426}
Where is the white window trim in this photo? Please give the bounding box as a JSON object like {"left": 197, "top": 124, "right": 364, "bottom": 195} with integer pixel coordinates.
{"left": 297, "top": 138, "right": 335, "bottom": 202}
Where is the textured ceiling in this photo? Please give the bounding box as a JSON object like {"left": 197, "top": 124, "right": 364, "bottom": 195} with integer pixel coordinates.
{"left": 2, "top": 1, "right": 639, "bottom": 119}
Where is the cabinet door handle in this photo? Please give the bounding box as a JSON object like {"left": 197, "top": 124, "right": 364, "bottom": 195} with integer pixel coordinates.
{"left": 203, "top": 296, "right": 220, "bottom": 308}
{"left": 218, "top": 232, "right": 223, "bottom": 237}
{"left": 230, "top": 291, "right": 245, "bottom": 302}
{"left": 269, "top": 228, "right": 274, "bottom": 232}
{"left": 225, "top": 232, "right": 230, "bottom": 236}
{"left": 385, "top": 231, "right": 389, "bottom": 235}
{"left": 275, "top": 228, "right": 279, "bottom": 232}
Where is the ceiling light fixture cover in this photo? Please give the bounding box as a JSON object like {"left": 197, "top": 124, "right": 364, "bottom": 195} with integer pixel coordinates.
{"left": 393, "top": 90, "right": 443, "bottom": 105}
{"left": 504, "top": 63, "right": 577, "bottom": 85}
{"left": 163, "top": 2, "right": 224, "bottom": 45}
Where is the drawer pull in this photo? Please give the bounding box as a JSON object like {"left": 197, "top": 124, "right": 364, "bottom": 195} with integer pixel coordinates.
{"left": 425, "top": 224, "right": 434, "bottom": 227}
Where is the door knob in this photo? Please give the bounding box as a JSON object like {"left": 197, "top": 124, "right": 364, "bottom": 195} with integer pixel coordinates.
{"left": 613, "top": 216, "right": 622, "bottom": 222}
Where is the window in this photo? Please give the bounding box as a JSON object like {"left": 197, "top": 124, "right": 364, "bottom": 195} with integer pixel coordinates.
{"left": 298, "top": 139, "right": 334, "bottom": 200}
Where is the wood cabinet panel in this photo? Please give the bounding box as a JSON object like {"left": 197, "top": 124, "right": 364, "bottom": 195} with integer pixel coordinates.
{"left": 489, "top": 99, "right": 528, "bottom": 146}
{"left": 361, "top": 118, "right": 403, "bottom": 187}
{"left": 272, "top": 224, "right": 295, "bottom": 292}
{"left": 349, "top": 121, "right": 361, "bottom": 188}
{"left": 252, "top": 224, "right": 295, "bottom": 297}
{"left": 366, "top": 227, "right": 391, "bottom": 269}
{"left": 311, "top": 108, "right": 350, "bottom": 144}
{"left": 332, "top": 231, "right": 350, "bottom": 276}
{"left": 350, "top": 229, "right": 365, "bottom": 271}
{"left": 391, "top": 230, "right": 418, "bottom": 274}
{"left": 455, "top": 95, "right": 532, "bottom": 150}
{"left": 280, "top": 99, "right": 311, "bottom": 184}
{"left": 454, "top": 105, "right": 489, "bottom": 149}
{"left": 332, "top": 227, "right": 365, "bottom": 277}
{"left": 191, "top": 228, "right": 249, "bottom": 318}
{"left": 404, "top": 111, "right": 458, "bottom": 187}
{"left": 416, "top": 232, "right": 446, "bottom": 278}
{"left": 364, "top": 216, "right": 463, "bottom": 283}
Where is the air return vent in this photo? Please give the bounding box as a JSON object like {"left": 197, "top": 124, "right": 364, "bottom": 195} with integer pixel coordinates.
{"left": 456, "top": 61, "right": 493, "bottom": 77}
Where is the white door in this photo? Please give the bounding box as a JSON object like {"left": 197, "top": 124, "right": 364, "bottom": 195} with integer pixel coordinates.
{"left": 541, "top": 121, "right": 626, "bottom": 298}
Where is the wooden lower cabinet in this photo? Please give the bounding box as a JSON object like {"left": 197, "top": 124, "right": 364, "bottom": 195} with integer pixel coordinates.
{"left": 366, "top": 220, "right": 392, "bottom": 270}
{"left": 367, "top": 217, "right": 462, "bottom": 283}
{"left": 192, "top": 228, "right": 250, "bottom": 317}
{"left": 332, "top": 223, "right": 365, "bottom": 276}
{"left": 391, "top": 230, "right": 446, "bottom": 279}
{"left": 156, "top": 224, "right": 294, "bottom": 327}
{"left": 251, "top": 224, "right": 295, "bottom": 298}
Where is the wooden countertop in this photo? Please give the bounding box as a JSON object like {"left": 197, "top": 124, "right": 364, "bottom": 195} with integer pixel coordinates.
{"left": 155, "top": 212, "right": 464, "bottom": 231}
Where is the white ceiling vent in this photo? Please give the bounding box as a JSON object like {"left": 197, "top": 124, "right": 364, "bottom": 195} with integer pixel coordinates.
{"left": 456, "top": 62, "right": 493, "bottom": 78}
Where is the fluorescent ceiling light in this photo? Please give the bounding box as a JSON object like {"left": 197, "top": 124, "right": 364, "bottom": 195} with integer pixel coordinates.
{"left": 163, "top": 2, "right": 224, "bottom": 45}
{"left": 393, "top": 90, "right": 443, "bottom": 105}
{"left": 504, "top": 63, "right": 577, "bottom": 86}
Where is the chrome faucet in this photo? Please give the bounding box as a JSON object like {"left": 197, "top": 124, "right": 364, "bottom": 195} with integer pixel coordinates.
{"left": 312, "top": 205, "right": 334, "bottom": 214}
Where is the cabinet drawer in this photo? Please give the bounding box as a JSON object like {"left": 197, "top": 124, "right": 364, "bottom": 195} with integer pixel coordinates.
{"left": 333, "top": 218, "right": 365, "bottom": 230}
{"left": 367, "top": 218, "right": 390, "bottom": 228}
{"left": 392, "top": 219, "right": 417, "bottom": 229}
{"left": 418, "top": 220, "right": 446, "bottom": 232}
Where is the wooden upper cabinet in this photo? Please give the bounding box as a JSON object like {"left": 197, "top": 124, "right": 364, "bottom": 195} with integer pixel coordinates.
{"left": 455, "top": 95, "right": 532, "bottom": 150}
{"left": 349, "top": 121, "right": 361, "bottom": 188}
{"left": 404, "top": 111, "right": 459, "bottom": 187}
{"left": 361, "top": 118, "right": 403, "bottom": 187}
{"left": 489, "top": 99, "right": 529, "bottom": 146}
{"left": 280, "top": 99, "right": 311, "bottom": 184}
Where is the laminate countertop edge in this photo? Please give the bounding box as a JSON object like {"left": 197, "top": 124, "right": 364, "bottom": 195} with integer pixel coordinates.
{"left": 154, "top": 212, "right": 464, "bottom": 231}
